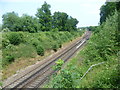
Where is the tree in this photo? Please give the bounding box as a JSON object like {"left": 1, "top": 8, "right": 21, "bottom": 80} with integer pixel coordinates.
{"left": 2, "top": 2, "right": 79, "bottom": 32}
{"left": 53, "top": 12, "right": 78, "bottom": 31}
{"left": 52, "top": 12, "right": 68, "bottom": 31}
{"left": 65, "top": 16, "right": 79, "bottom": 31}
{"left": 100, "top": 2, "right": 117, "bottom": 24}
{"left": 21, "top": 14, "right": 40, "bottom": 33}
{"left": 116, "top": 1, "right": 120, "bottom": 11}
{"left": 36, "top": 1, "right": 52, "bottom": 31}
{"left": 2, "top": 11, "right": 21, "bottom": 31}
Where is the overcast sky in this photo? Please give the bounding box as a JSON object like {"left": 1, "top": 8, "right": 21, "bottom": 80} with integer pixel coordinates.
{"left": 0, "top": 0, "right": 106, "bottom": 27}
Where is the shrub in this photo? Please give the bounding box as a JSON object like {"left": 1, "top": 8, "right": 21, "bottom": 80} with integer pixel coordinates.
{"left": 36, "top": 45, "right": 45, "bottom": 56}
{"left": 51, "top": 59, "right": 74, "bottom": 88}
{"left": 52, "top": 69, "right": 74, "bottom": 88}
{"left": 2, "top": 38, "right": 10, "bottom": 48}
{"left": 7, "top": 32, "right": 23, "bottom": 45}
{"left": 5, "top": 55, "right": 15, "bottom": 63}
{"left": 32, "top": 40, "right": 39, "bottom": 48}
{"left": 47, "top": 61, "right": 81, "bottom": 88}
{"left": 53, "top": 59, "right": 64, "bottom": 70}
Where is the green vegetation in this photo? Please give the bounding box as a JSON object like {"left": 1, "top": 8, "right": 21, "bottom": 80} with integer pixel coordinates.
{"left": 2, "top": 31, "right": 83, "bottom": 68}
{"left": 7, "top": 32, "right": 24, "bottom": 45}
{"left": 36, "top": 45, "right": 45, "bottom": 56}
{"left": 1, "top": 1, "right": 84, "bottom": 69}
{"left": 2, "top": 1, "right": 79, "bottom": 32}
{"left": 100, "top": 2, "right": 120, "bottom": 25}
{"left": 44, "top": 2, "right": 120, "bottom": 88}
{"left": 52, "top": 59, "right": 64, "bottom": 71}
{"left": 1, "top": 1, "right": 119, "bottom": 88}
{"left": 1, "top": 1, "right": 84, "bottom": 80}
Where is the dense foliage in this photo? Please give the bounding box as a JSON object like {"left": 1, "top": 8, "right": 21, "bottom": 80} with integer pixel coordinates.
{"left": 2, "top": 2, "right": 79, "bottom": 32}
{"left": 2, "top": 31, "right": 83, "bottom": 67}
{"left": 100, "top": 1, "right": 120, "bottom": 24}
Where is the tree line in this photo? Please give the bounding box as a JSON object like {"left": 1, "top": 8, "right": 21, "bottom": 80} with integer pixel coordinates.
{"left": 88, "top": 1, "right": 120, "bottom": 32}
{"left": 100, "top": 1, "right": 120, "bottom": 25}
{"left": 2, "top": 2, "right": 79, "bottom": 33}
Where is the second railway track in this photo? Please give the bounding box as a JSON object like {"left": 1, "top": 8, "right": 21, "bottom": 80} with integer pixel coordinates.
{"left": 3, "top": 31, "right": 91, "bottom": 89}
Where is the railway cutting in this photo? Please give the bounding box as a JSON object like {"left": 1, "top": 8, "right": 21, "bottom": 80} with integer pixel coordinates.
{"left": 3, "top": 31, "right": 91, "bottom": 89}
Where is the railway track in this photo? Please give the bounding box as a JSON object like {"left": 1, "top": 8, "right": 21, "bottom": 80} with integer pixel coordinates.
{"left": 3, "top": 31, "right": 91, "bottom": 89}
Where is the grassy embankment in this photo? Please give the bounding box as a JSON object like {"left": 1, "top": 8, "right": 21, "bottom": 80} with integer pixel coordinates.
{"left": 2, "top": 31, "right": 84, "bottom": 80}
{"left": 44, "top": 11, "right": 119, "bottom": 88}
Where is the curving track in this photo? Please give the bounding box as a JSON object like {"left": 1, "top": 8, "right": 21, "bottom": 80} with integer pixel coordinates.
{"left": 3, "top": 31, "right": 91, "bottom": 89}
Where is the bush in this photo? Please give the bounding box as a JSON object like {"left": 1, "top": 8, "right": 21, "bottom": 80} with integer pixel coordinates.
{"left": 6, "top": 55, "right": 15, "bottom": 62}
{"left": 52, "top": 69, "right": 74, "bottom": 88}
{"left": 8, "top": 32, "right": 23, "bottom": 45}
{"left": 5, "top": 55, "right": 15, "bottom": 64}
{"left": 36, "top": 45, "right": 45, "bottom": 56}
{"left": 47, "top": 61, "right": 81, "bottom": 88}
{"left": 53, "top": 59, "right": 64, "bottom": 70}
{"left": 2, "top": 55, "right": 15, "bottom": 66}
{"left": 2, "top": 38, "right": 10, "bottom": 48}
{"left": 32, "top": 40, "right": 39, "bottom": 48}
